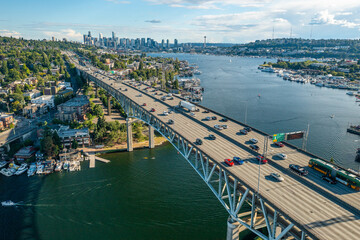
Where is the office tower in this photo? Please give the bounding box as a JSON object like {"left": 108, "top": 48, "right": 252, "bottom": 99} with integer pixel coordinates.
{"left": 112, "top": 31, "right": 116, "bottom": 40}
{"left": 141, "top": 38, "right": 145, "bottom": 47}
{"left": 174, "top": 39, "right": 178, "bottom": 48}
{"left": 203, "top": 36, "right": 206, "bottom": 48}
{"left": 166, "top": 39, "right": 169, "bottom": 48}
{"left": 161, "top": 39, "right": 165, "bottom": 48}
{"left": 88, "top": 31, "right": 91, "bottom": 37}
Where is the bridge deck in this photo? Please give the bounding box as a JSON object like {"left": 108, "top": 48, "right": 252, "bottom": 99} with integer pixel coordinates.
{"left": 68, "top": 53, "right": 360, "bottom": 240}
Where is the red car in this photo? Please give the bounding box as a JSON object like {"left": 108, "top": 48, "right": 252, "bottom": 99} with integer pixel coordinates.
{"left": 143, "top": 103, "right": 147, "bottom": 106}
{"left": 274, "top": 141, "right": 284, "bottom": 147}
{"left": 150, "top": 108, "right": 155, "bottom": 112}
{"left": 256, "top": 155, "right": 268, "bottom": 164}
{"left": 224, "top": 159, "right": 234, "bottom": 166}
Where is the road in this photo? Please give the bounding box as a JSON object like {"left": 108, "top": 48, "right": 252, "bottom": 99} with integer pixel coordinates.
{"left": 67, "top": 52, "right": 360, "bottom": 240}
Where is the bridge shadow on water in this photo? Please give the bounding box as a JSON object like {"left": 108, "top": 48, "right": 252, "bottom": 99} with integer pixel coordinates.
{"left": 0, "top": 174, "right": 45, "bottom": 240}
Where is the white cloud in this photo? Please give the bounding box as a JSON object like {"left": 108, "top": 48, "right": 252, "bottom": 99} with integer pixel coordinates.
{"left": 43, "top": 29, "right": 82, "bottom": 41}
{"left": 146, "top": 0, "right": 270, "bottom": 9}
{"left": 310, "top": 10, "right": 360, "bottom": 28}
{"left": 0, "top": 29, "right": 22, "bottom": 38}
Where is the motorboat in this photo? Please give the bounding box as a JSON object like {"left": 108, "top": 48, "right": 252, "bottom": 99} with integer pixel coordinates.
{"left": 54, "top": 162, "right": 63, "bottom": 172}
{"left": 1, "top": 200, "right": 15, "bottom": 206}
{"left": 27, "top": 164, "right": 36, "bottom": 177}
{"left": 15, "top": 164, "right": 28, "bottom": 175}
{"left": 63, "top": 161, "right": 69, "bottom": 171}
{"left": 0, "top": 161, "right": 7, "bottom": 168}
{"left": 36, "top": 164, "right": 44, "bottom": 175}
{"left": 0, "top": 168, "right": 13, "bottom": 177}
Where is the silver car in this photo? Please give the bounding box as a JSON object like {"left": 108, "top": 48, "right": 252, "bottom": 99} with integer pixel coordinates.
{"left": 271, "top": 173, "right": 284, "bottom": 182}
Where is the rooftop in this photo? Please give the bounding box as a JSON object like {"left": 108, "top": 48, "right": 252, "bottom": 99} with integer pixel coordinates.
{"left": 58, "top": 95, "right": 89, "bottom": 108}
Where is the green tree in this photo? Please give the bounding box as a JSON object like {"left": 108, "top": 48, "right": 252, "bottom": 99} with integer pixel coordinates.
{"left": 71, "top": 139, "right": 78, "bottom": 149}
{"left": 92, "top": 104, "right": 104, "bottom": 117}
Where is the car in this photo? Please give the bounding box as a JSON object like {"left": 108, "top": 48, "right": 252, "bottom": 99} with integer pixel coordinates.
{"left": 244, "top": 127, "right": 252, "bottom": 132}
{"left": 222, "top": 125, "right": 228, "bottom": 129}
{"left": 205, "top": 117, "right": 211, "bottom": 121}
{"left": 143, "top": 103, "right": 147, "bottom": 106}
{"left": 195, "top": 138, "right": 203, "bottom": 145}
{"left": 276, "top": 153, "right": 287, "bottom": 160}
{"left": 159, "top": 93, "right": 163, "bottom": 96}
{"left": 211, "top": 116, "right": 217, "bottom": 120}
{"left": 137, "top": 94, "right": 142, "bottom": 97}
{"left": 233, "top": 157, "right": 244, "bottom": 165}
{"left": 150, "top": 108, "right": 155, "bottom": 112}
{"left": 214, "top": 125, "right": 224, "bottom": 130}
{"left": 322, "top": 176, "right": 336, "bottom": 184}
{"left": 249, "top": 138, "right": 258, "bottom": 144}
{"left": 168, "top": 97, "right": 174, "bottom": 100}
{"left": 240, "top": 129, "right": 248, "bottom": 135}
{"left": 270, "top": 173, "right": 284, "bottom": 182}
{"left": 190, "top": 112, "right": 195, "bottom": 116}
{"left": 163, "top": 111, "right": 169, "bottom": 116}
{"left": 161, "top": 96, "right": 166, "bottom": 101}
{"left": 208, "top": 134, "right": 216, "bottom": 140}
{"left": 220, "top": 118, "right": 228, "bottom": 122}
{"left": 168, "top": 110, "right": 173, "bottom": 114}
{"left": 274, "top": 141, "right": 285, "bottom": 147}
{"left": 250, "top": 144, "right": 259, "bottom": 151}
{"left": 289, "top": 164, "right": 308, "bottom": 176}
{"left": 256, "top": 155, "right": 268, "bottom": 164}
{"left": 168, "top": 119, "right": 174, "bottom": 124}
{"left": 204, "top": 110, "right": 210, "bottom": 113}
{"left": 124, "top": 88, "right": 128, "bottom": 91}
{"left": 224, "top": 159, "right": 234, "bottom": 166}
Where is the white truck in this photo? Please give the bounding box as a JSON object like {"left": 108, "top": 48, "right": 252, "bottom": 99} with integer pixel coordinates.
{"left": 179, "top": 101, "right": 197, "bottom": 112}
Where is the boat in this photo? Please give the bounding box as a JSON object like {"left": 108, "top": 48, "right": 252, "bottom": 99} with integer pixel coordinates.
{"left": 1, "top": 200, "right": 15, "bottom": 206}
{"left": 15, "top": 163, "right": 28, "bottom": 175}
{"left": 0, "top": 168, "right": 13, "bottom": 177}
{"left": 54, "top": 161, "right": 63, "bottom": 172}
{"left": 27, "top": 164, "right": 36, "bottom": 177}
{"left": 36, "top": 164, "right": 44, "bottom": 175}
{"left": 346, "top": 92, "right": 354, "bottom": 96}
{"left": 63, "top": 161, "right": 69, "bottom": 171}
{"left": 330, "top": 115, "right": 335, "bottom": 118}
{"left": 0, "top": 161, "right": 7, "bottom": 168}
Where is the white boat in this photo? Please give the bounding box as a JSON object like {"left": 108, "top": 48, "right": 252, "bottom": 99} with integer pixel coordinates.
{"left": 15, "top": 164, "right": 28, "bottom": 175}
{"left": 347, "top": 92, "right": 355, "bottom": 96}
{"left": 1, "top": 200, "right": 15, "bottom": 206}
{"left": 54, "top": 162, "right": 63, "bottom": 172}
{"left": 63, "top": 161, "right": 69, "bottom": 171}
{"left": 0, "top": 168, "right": 13, "bottom": 177}
{"left": 36, "top": 164, "right": 44, "bottom": 175}
{"left": 27, "top": 164, "right": 36, "bottom": 177}
{"left": 0, "top": 161, "right": 7, "bottom": 168}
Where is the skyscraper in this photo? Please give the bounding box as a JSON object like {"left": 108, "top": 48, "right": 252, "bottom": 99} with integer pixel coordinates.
{"left": 174, "top": 39, "right": 178, "bottom": 48}
{"left": 161, "top": 39, "right": 165, "bottom": 48}
{"left": 166, "top": 39, "right": 170, "bottom": 49}
{"left": 203, "top": 36, "right": 206, "bottom": 48}
{"left": 112, "top": 31, "right": 116, "bottom": 40}
{"left": 88, "top": 31, "right": 91, "bottom": 37}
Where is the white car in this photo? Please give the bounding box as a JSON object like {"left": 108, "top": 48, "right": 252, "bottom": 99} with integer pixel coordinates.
{"left": 276, "top": 153, "right": 287, "bottom": 160}
{"left": 222, "top": 125, "right": 228, "bottom": 129}
{"left": 214, "top": 125, "right": 224, "bottom": 130}
{"left": 163, "top": 111, "right": 169, "bottom": 116}
{"left": 190, "top": 112, "right": 195, "bottom": 116}
{"left": 271, "top": 173, "right": 284, "bottom": 182}
{"left": 205, "top": 117, "right": 211, "bottom": 121}
{"left": 249, "top": 138, "right": 258, "bottom": 144}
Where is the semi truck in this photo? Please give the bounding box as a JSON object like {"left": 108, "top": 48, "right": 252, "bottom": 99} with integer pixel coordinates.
{"left": 179, "top": 101, "right": 197, "bottom": 112}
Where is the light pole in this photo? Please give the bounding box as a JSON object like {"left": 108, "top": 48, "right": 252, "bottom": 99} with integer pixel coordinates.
{"left": 239, "top": 101, "right": 248, "bottom": 124}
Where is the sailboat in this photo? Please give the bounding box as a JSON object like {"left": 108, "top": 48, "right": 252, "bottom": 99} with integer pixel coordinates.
{"left": 229, "top": 59, "right": 232, "bottom": 63}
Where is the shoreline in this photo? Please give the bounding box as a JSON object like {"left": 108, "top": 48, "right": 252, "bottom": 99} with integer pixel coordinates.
{"left": 78, "top": 136, "right": 168, "bottom": 155}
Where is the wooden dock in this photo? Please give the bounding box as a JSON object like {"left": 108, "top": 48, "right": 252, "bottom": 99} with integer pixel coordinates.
{"left": 95, "top": 156, "right": 110, "bottom": 163}
{"left": 89, "top": 155, "right": 110, "bottom": 168}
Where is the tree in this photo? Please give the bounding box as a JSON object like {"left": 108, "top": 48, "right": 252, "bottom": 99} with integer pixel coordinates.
{"left": 41, "top": 135, "right": 55, "bottom": 157}
{"left": 71, "top": 139, "right": 78, "bottom": 149}
{"left": 92, "top": 104, "right": 104, "bottom": 117}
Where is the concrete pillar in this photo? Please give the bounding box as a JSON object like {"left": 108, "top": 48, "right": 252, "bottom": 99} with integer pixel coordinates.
{"left": 5, "top": 144, "right": 10, "bottom": 152}
{"left": 126, "top": 118, "right": 133, "bottom": 152}
{"left": 226, "top": 217, "right": 240, "bottom": 240}
{"left": 107, "top": 95, "right": 111, "bottom": 116}
{"left": 149, "top": 125, "right": 155, "bottom": 149}
{"left": 95, "top": 85, "right": 98, "bottom": 98}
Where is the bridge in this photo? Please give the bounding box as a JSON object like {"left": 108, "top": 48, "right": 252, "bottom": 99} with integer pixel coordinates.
{"left": 0, "top": 125, "right": 37, "bottom": 151}
{"left": 66, "top": 51, "right": 360, "bottom": 240}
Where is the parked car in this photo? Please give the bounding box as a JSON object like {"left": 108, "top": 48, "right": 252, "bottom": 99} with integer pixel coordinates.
{"left": 214, "top": 125, "right": 224, "bottom": 130}
{"left": 221, "top": 118, "right": 228, "bottom": 122}
{"left": 137, "top": 94, "right": 142, "bottom": 97}
{"left": 289, "top": 164, "right": 308, "bottom": 176}
{"left": 204, "top": 110, "right": 210, "bottom": 113}
{"left": 209, "top": 134, "right": 216, "bottom": 140}
{"left": 168, "top": 119, "right": 174, "bottom": 125}
{"left": 249, "top": 138, "right": 258, "bottom": 144}
{"left": 224, "top": 159, "right": 234, "bottom": 166}
{"left": 163, "top": 111, "right": 169, "bottom": 116}
{"left": 240, "top": 129, "right": 248, "bottom": 135}
{"left": 211, "top": 116, "right": 217, "bottom": 120}
{"left": 322, "top": 175, "right": 337, "bottom": 184}
{"left": 244, "top": 127, "right": 252, "bottom": 132}
{"left": 276, "top": 153, "right": 287, "bottom": 160}
{"left": 150, "top": 108, "right": 155, "bottom": 112}
{"left": 250, "top": 144, "right": 259, "bottom": 151}
{"left": 274, "top": 141, "right": 284, "bottom": 147}
{"left": 270, "top": 173, "right": 284, "bottom": 182}
{"left": 222, "top": 125, "right": 228, "bottom": 129}
{"left": 190, "top": 112, "right": 195, "bottom": 116}
{"left": 142, "top": 103, "right": 147, "bottom": 106}
{"left": 195, "top": 138, "right": 203, "bottom": 145}
{"left": 205, "top": 117, "right": 211, "bottom": 121}
{"left": 256, "top": 155, "right": 268, "bottom": 164}
{"left": 233, "top": 157, "right": 244, "bottom": 165}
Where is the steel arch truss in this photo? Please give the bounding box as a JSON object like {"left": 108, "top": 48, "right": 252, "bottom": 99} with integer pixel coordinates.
{"left": 83, "top": 70, "right": 313, "bottom": 240}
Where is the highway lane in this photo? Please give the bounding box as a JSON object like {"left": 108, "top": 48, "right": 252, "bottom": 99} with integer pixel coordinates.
{"left": 68, "top": 53, "right": 360, "bottom": 240}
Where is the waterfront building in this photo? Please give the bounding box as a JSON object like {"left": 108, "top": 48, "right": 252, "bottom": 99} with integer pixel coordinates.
{"left": 59, "top": 149, "right": 82, "bottom": 162}
{"left": 31, "top": 95, "right": 55, "bottom": 108}
{"left": 14, "top": 146, "right": 36, "bottom": 162}
{"left": 57, "top": 126, "right": 90, "bottom": 148}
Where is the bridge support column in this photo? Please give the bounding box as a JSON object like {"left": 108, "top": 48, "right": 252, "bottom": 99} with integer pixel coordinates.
{"left": 107, "top": 95, "right": 111, "bottom": 116}
{"left": 126, "top": 118, "right": 133, "bottom": 152}
{"left": 149, "top": 125, "right": 155, "bottom": 149}
{"left": 95, "top": 85, "right": 98, "bottom": 98}
{"left": 226, "top": 217, "right": 240, "bottom": 240}
{"left": 4, "top": 144, "right": 10, "bottom": 152}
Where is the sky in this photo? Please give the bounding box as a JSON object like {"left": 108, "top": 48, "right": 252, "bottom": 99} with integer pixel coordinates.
{"left": 1, "top": 0, "right": 360, "bottom": 44}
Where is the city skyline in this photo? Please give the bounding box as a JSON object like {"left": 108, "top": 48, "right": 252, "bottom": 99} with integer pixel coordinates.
{"left": 1, "top": 0, "right": 360, "bottom": 43}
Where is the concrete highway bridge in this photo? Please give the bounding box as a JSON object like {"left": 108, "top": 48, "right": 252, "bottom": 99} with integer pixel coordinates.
{"left": 66, "top": 52, "right": 360, "bottom": 240}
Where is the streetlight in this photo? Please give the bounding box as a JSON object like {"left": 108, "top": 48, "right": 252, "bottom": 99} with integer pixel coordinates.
{"left": 239, "top": 101, "right": 248, "bottom": 124}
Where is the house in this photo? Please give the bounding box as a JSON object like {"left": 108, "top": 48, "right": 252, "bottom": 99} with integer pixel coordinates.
{"left": 58, "top": 149, "right": 82, "bottom": 162}
{"left": 0, "top": 113, "right": 14, "bottom": 128}
{"left": 31, "top": 95, "right": 55, "bottom": 108}
{"left": 56, "top": 126, "right": 90, "bottom": 148}
{"left": 14, "top": 146, "right": 36, "bottom": 162}
{"left": 55, "top": 95, "right": 90, "bottom": 122}
{"left": 24, "top": 89, "right": 41, "bottom": 99}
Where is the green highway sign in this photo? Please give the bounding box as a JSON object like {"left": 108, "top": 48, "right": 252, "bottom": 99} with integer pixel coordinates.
{"left": 273, "top": 133, "right": 285, "bottom": 142}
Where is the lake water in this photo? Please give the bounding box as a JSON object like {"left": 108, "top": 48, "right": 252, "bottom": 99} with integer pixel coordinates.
{"left": 1, "top": 53, "right": 360, "bottom": 240}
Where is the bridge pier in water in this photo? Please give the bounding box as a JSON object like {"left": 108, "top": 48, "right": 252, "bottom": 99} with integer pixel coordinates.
{"left": 126, "top": 118, "right": 133, "bottom": 152}
{"left": 149, "top": 125, "right": 155, "bottom": 149}
{"left": 226, "top": 217, "right": 240, "bottom": 240}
